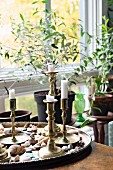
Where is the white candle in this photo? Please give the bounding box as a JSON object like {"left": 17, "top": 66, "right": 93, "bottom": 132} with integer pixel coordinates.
{"left": 61, "top": 80, "right": 68, "bottom": 99}
{"left": 9, "top": 89, "right": 15, "bottom": 99}
{"left": 46, "top": 95, "right": 54, "bottom": 102}
{"left": 48, "top": 64, "right": 54, "bottom": 72}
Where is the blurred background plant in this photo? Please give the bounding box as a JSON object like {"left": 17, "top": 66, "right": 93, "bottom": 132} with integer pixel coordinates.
{"left": 0, "top": 0, "right": 81, "bottom": 75}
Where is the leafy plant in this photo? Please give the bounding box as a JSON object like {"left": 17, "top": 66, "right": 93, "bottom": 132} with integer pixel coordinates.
{"left": 71, "top": 16, "right": 113, "bottom": 95}
{"left": 0, "top": 1, "right": 82, "bottom": 77}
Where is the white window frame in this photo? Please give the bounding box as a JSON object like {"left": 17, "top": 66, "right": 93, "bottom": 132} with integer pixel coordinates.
{"left": 0, "top": 0, "right": 102, "bottom": 97}
{"left": 80, "top": 0, "right": 102, "bottom": 57}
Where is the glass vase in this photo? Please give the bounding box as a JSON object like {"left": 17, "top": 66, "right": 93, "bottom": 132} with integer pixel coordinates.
{"left": 74, "top": 93, "right": 85, "bottom": 122}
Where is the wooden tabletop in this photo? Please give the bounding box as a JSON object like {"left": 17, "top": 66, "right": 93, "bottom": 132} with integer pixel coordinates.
{"left": 48, "top": 142, "right": 113, "bottom": 170}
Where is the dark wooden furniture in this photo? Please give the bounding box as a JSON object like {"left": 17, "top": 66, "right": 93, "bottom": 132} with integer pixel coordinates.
{"left": 72, "top": 112, "right": 113, "bottom": 144}
{"left": 91, "top": 113, "right": 113, "bottom": 144}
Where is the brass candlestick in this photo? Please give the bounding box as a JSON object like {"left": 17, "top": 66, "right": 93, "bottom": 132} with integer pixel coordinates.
{"left": 0, "top": 99, "right": 29, "bottom": 145}
{"left": 44, "top": 71, "right": 61, "bottom": 134}
{"left": 39, "top": 99, "right": 64, "bottom": 159}
{"left": 55, "top": 98, "right": 80, "bottom": 145}
{"left": 10, "top": 99, "right": 17, "bottom": 142}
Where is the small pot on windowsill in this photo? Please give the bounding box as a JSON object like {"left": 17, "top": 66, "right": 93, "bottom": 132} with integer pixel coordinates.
{"left": 0, "top": 110, "right": 32, "bottom": 122}
{"left": 88, "top": 94, "right": 113, "bottom": 116}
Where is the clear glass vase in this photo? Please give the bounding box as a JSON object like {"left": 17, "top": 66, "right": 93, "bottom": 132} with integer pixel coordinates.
{"left": 74, "top": 93, "right": 85, "bottom": 122}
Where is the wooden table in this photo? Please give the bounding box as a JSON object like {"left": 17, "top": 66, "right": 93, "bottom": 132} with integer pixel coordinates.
{"left": 48, "top": 142, "right": 113, "bottom": 170}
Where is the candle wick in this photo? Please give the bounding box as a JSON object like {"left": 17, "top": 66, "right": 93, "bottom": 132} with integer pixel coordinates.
{"left": 4, "top": 86, "right": 9, "bottom": 95}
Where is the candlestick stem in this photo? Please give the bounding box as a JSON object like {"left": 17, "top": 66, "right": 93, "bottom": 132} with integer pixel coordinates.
{"left": 48, "top": 72, "right": 56, "bottom": 96}
{"left": 10, "top": 99, "right": 17, "bottom": 142}
{"left": 61, "top": 99, "right": 68, "bottom": 143}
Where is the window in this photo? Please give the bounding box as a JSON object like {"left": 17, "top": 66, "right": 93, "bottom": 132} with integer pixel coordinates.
{"left": 0, "top": 0, "right": 44, "bottom": 69}
{"left": 0, "top": 0, "right": 102, "bottom": 97}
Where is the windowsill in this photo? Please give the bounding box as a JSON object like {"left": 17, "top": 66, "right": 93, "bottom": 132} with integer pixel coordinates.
{"left": 0, "top": 65, "right": 98, "bottom": 97}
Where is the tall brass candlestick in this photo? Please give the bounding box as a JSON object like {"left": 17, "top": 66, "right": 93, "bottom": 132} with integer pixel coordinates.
{"left": 10, "top": 99, "right": 17, "bottom": 142}
{"left": 44, "top": 71, "right": 61, "bottom": 134}
{"left": 39, "top": 99, "right": 64, "bottom": 159}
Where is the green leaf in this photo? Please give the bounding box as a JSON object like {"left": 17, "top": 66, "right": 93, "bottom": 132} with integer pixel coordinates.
{"left": 42, "top": 0, "right": 48, "bottom": 4}
{"left": 40, "top": 19, "right": 42, "bottom": 25}
{"left": 5, "top": 51, "right": 9, "bottom": 59}
{"left": 87, "top": 38, "right": 91, "bottom": 44}
{"left": 80, "top": 119, "right": 93, "bottom": 128}
{"left": 51, "top": 25, "right": 56, "bottom": 30}
{"left": 19, "top": 13, "right": 24, "bottom": 21}
{"left": 51, "top": 44, "right": 58, "bottom": 49}
{"left": 32, "top": 1, "right": 38, "bottom": 4}
{"left": 43, "top": 9, "right": 50, "bottom": 13}
{"left": 49, "top": 55, "right": 53, "bottom": 59}
{"left": 73, "top": 55, "right": 77, "bottom": 62}
{"left": 33, "top": 11, "right": 38, "bottom": 15}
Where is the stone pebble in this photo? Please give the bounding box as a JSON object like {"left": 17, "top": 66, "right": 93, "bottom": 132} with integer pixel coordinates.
{"left": 20, "top": 156, "right": 32, "bottom": 162}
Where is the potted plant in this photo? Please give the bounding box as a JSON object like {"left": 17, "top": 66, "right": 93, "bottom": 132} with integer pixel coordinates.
{"left": 71, "top": 16, "right": 113, "bottom": 116}
{"left": 0, "top": 1, "right": 85, "bottom": 124}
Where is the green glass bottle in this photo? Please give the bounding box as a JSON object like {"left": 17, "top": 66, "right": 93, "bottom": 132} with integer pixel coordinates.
{"left": 74, "top": 93, "right": 85, "bottom": 122}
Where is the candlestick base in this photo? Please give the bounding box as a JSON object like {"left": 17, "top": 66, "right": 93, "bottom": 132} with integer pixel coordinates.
{"left": 0, "top": 133, "right": 29, "bottom": 145}
{"left": 55, "top": 133, "right": 80, "bottom": 145}
{"left": 38, "top": 145, "right": 64, "bottom": 159}
{"left": 43, "top": 124, "right": 61, "bottom": 135}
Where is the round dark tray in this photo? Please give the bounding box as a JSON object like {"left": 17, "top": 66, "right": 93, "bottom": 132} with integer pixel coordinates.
{"left": 0, "top": 122, "right": 92, "bottom": 170}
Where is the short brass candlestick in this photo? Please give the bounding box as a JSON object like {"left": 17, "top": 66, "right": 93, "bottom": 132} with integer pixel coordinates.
{"left": 39, "top": 99, "right": 64, "bottom": 159}
{"left": 55, "top": 98, "right": 80, "bottom": 145}
{"left": 0, "top": 99, "right": 29, "bottom": 145}
{"left": 10, "top": 99, "right": 17, "bottom": 142}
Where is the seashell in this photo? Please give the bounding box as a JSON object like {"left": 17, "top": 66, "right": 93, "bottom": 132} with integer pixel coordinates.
{"left": 29, "top": 138, "right": 37, "bottom": 145}
{"left": 9, "top": 144, "right": 25, "bottom": 156}
{"left": 21, "top": 141, "right": 30, "bottom": 147}
{"left": 41, "top": 142, "right": 46, "bottom": 147}
{"left": 14, "top": 155, "right": 20, "bottom": 162}
{"left": 33, "top": 145, "right": 41, "bottom": 151}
